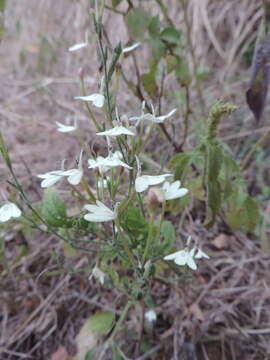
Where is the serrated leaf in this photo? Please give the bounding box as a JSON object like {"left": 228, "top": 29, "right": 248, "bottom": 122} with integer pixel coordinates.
{"left": 41, "top": 188, "right": 67, "bottom": 227}
{"left": 125, "top": 8, "right": 150, "bottom": 40}
{"left": 246, "top": 26, "right": 270, "bottom": 121}
{"left": 74, "top": 311, "right": 115, "bottom": 360}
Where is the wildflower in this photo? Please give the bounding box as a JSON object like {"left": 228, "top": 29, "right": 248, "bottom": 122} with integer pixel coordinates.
{"left": 164, "top": 247, "right": 197, "bottom": 270}
{"left": 74, "top": 93, "right": 105, "bottom": 108}
{"left": 68, "top": 42, "right": 88, "bottom": 52}
{"left": 56, "top": 121, "right": 77, "bottom": 133}
{"left": 135, "top": 174, "right": 172, "bottom": 193}
{"left": 122, "top": 42, "right": 141, "bottom": 54}
{"left": 84, "top": 200, "right": 116, "bottom": 222}
{"left": 145, "top": 309, "right": 157, "bottom": 322}
{"left": 96, "top": 125, "right": 135, "bottom": 137}
{"left": 60, "top": 151, "right": 83, "bottom": 185}
{"left": 129, "top": 101, "right": 177, "bottom": 126}
{"left": 195, "top": 248, "right": 210, "bottom": 259}
{"left": 0, "top": 202, "right": 22, "bottom": 222}
{"left": 89, "top": 265, "right": 106, "bottom": 285}
{"left": 37, "top": 170, "right": 64, "bottom": 188}
{"left": 88, "top": 151, "right": 132, "bottom": 173}
{"left": 162, "top": 181, "right": 188, "bottom": 200}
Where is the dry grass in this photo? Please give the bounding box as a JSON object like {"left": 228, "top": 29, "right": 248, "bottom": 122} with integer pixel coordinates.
{"left": 0, "top": 0, "right": 270, "bottom": 359}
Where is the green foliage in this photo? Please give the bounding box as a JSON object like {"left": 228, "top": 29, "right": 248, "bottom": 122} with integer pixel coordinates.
{"left": 169, "top": 153, "right": 192, "bottom": 181}
{"left": 41, "top": 188, "right": 68, "bottom": 227}
{"left": 87, "top": 311, "right": 115, "bottom": 335}
{"left": 141, "top": 61, "right": 159, "bottom": 99}
{"left": 112, "top": 0, "right": 122, "bottom": 8}
{"left": 160, "top": 221, "right": 175, "bottom": 253}
{"left": 125, "top": 8, "right": 150, "bottom": 40}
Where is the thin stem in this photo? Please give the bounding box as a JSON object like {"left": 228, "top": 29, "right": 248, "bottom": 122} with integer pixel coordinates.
{"left": 115, "top": 218, "right": 137, "bottom": 267}
{"left": 143, "top": 212, "right": 155, "bottom": 264}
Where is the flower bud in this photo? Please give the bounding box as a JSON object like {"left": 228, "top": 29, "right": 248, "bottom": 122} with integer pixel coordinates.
{"left": 147, "top": 186, "right": 165, "bottom": 213}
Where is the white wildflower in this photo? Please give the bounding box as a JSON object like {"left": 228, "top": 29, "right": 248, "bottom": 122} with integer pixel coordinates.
{"left": 145, "top": 309, "right": 157, "bottom": 322}
{"left": 0, "top": 202, "right": 22, "bottom": 222}
{"left": 60, "top": 151, "right": 83, "bottom": 185}
{"left": 162, "top": 181, "right": 188, "bottom": 200}
{"left": 74, "top": 93, "right": 105, "bottom": 108}
{"left": 89, "top": 265, "right": 106, "bottom": 285}
{"left": 56, "top": 121, "right": 77, "bottom": 133}
{"left": 84, "top": 200, "right": 116, "bottom": 222}
{"left": 129, "top": 101, "right": 177, "bottom": 126}
{"left": 96, "top": 125, "right": 135, "bottom": 137}
{"left": 164, "top": 247, "right": 197, "bottom": 270}
{"left": 195, "top": 248, "right": 210, "bottom": 259}
{"left": 68, "top": 42, "right": 88, "bottom": 52}
{"left": 37, "top": 170, "right": 64, "bottom": 188}
{"left": 88, "top": 151, "right": 132, "bottom": 173}
{"left": 122, "top": 42, "right": 141, "bottom": 54}
{"left": 135, "top": 174, "right": 172, "bottom": 193}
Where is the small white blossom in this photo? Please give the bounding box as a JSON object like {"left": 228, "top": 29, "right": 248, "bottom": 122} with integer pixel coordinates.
{"left": 135, "top": 174, "right": 172, "bottom": 193}
{"left": 0, "top": 202, "right": 22, "bottom": 222}
{"left": 96, "top": 125, "right": 135, "bottom": 137}
{"left": 88, "top": 151, "right": 132, "bottom": 173}
{"left": 84, "top": 200, "right": 116, "bottom": 222}
{"left": 68, "top": 42, "right": 88, "bottom": 52}
{"left": 162, "top": 181, "right": 188, "bottom": 200}
{"left": 122, "top": 42, "right": 141, "bottom": 54}
{"left": 56, "top": 121, "right": 77, "bottom": 133}
{"left": 195, "top": 248, "right": 210, "bottom": 259}
{"left": 164, "top": 247, "right": 197, "bottom": 270}
{"left": 129, "top": 102, "right": 177, "bottom": 126}
{"left": 74, "top": 93, "right": 105, "bottom": 108}
{"left": 145, "top": 309, "right": 157, "bottom": 322}
{"left": 37, "top": 170, "right": 64, "bottom": 188}
{"left": 60, "top": 151, "right": 83, "bottom": 185}
{"left": 89, "top": 265, "right": 106, "bottom": 285}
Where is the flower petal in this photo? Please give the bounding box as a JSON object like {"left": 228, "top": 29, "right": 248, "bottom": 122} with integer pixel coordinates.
{"left": 68, "top": 42, "right": 87, "bottom": 51}
{"left": 75, "top": 93, "right": 105, "bottom": 108}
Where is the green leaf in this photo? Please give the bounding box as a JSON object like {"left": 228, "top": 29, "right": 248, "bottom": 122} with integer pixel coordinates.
{"left": 74, "top": 311, "right": 115, "bottom": 360}
{"left": 125, "top": 8, "right": 150, "bottom": 40}
{"left": 141, "top": 62, "right": 158, "bottom": 99}
{"left": 41, "top": 188, "right": 67, "bottom": 227}
{"left": 107, "top": 42, "right": 122, "bottom": 83}
{"left": 88, "top": 311, "right": 115, "bottom": 335}
{"left": 112, "top": 0, "right": 122, "bottom": 8}
{"left": 149, "top": 39, "right": 166, "bottom": 61}
{"left": 175, "top": 58, "right": 191, "bottom": 86}
{"left": 207, "top": 143, "right": 223, "bottom": 181}
{"left": 166, "top": 55, "right": 178, "bottom": 74}
{"left": 168, "top": 153, "right": 191, "bottom": 181}
{"left": 148, "top": 16, "right": 161, "bottom": 39}
{"left": 160, "top": 221, "right": 175, "bottom": 253}
{"left": 0, "top": 0, "right": 5, "bottom": 13}
{"left": 120, "top": 206, "right": 148, "bottom": 238}
{"left": 161, "top": 27, "right": 181, "bottom": 45}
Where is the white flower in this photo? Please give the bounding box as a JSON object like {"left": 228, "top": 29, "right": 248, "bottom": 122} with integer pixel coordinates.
{"left": 145, "top": 309, "right": 157, "bottom": 322}
{"left": 135, "top": 174, "right": 172, "bottom": 193}
{"left": 164, "top": 247, "right": 197, "bottom": 270}
{"left": 89, "top": 265, "right": 106, "bottom": 285}
{"left": 162, "top": 181, "right": 188, "bottom": 200}
{"left": 56, "top": 121, "right": 77, "bottom": 133}
{"left": 129, "top": 102, "right": 177, "bottom": 126}
{"left": 68, "top": 42, "right": 88, "bottom": 52}
{"left": 37, "top": 170, "right": 64, "bottom": 188}
{"left": 60, "top": 151, "right": 83, "bottom": 185}
{"left": 96, "top": 125, "right": 135, "bottom": 137}
{"left": 0, "top": 202, "right": 22, "bottom": 222}
{"left": 88, "top": 151, "right": 132, "bottom": 173}
{"left": 195, "top": 248, "right": 210, "bottom": 259}
{"left": 122, "top": 42, "right": 141, "bottom": 54}
{"left": 74, "top": 93, "right": 105, "bottom": 108}
{"left": 84, "top": 200, "right": 116, "bottom": 222}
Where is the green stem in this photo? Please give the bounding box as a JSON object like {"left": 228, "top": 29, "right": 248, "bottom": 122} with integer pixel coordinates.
{"left": 143, "top": 211, "right": 155, "bottom": 264}
{"left": 115, "top": 218, "right": 136, "bottom": 267}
